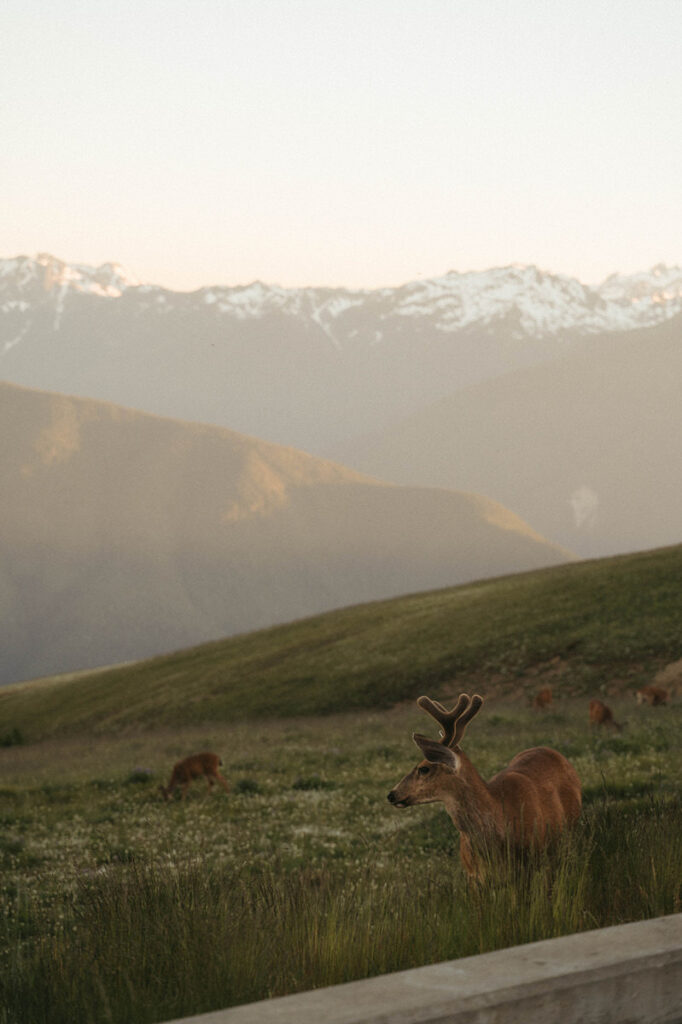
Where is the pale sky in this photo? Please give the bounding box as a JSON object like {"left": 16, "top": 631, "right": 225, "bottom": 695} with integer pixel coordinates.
{"left": 2, "top": 0, "right": 681, "bottom": 291}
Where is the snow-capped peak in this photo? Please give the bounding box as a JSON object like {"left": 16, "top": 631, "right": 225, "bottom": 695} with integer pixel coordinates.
{"left": 0, "top": 253, "right": 140, "bottom": 299}
{"left": 388, "top": 264, "right": 610, "bottom": 336}
{"left": 35, "top": 253, "right": 140, "bottom": 297}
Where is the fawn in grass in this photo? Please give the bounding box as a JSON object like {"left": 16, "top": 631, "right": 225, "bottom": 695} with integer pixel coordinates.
{"left": 588, "top": 698, "right": 623, "bottom": 731}
{"left": 635, "top": 684, "right": 669, "bottom": 706}
{"left": 387, "top": 693, "right": 581, "bottom": 880}
{"left": 159, "top": 752, "right": 230, "bottom": 801}
{"left": 533, "top": 686, "right": 553, "bottom": 710}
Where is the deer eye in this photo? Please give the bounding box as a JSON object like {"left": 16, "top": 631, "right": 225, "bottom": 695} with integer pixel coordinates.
{"left": 418, "top": 764, "right": 431, "bottom": 776}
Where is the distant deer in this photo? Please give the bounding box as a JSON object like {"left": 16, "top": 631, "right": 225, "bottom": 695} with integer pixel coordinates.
{"left": 533, "top": 686, "right": 552, "bottom": 710}
{"left": 159, "top": 752, "right": 230, "bottom": 801}
{"left": 588, "top": 699, "right": 622, "bottom": 731}
{"left": 635, "top": 685, "right": 669, "bottom": 707}
{"left": 387, "top": 694, "right": 581, "bottom": 879}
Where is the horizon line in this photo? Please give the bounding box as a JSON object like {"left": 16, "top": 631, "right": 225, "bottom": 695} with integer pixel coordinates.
{"left": 3, "top": 251, "right": 682, "bottom": 295}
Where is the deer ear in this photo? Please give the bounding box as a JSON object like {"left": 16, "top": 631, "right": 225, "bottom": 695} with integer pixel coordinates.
{"left": 413, "top": 733, "right": 458, "bottom": 769}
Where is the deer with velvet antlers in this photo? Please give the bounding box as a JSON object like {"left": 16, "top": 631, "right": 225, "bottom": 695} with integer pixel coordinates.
{"left": 387, "top": 694, "right": 581, "bottom": 879}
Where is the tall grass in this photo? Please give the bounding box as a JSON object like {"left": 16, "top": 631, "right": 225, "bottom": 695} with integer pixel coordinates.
{"left": 1, "top": 692, "right": 679, "bottom": 1024}
{"left": 2, "top": 796, "right": 680, "bottom": 1024}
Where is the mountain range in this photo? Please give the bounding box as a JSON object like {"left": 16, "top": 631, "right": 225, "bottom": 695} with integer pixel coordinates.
{"left": 2, "top": 254, "right": 681, "bottom": 456}
{"left": 3, "top": 254, "right": 681, "bottom": 337}
{"left": 0, "top": 380, "right": 570, "bottom": 686}
{"left": 1, "top": 252, "right": 680, "bottom": 626}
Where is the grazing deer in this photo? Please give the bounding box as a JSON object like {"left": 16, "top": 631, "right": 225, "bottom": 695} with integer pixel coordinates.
{"left": 588, "top": 698, "right": 622, "bottom": 731}
{"left": 159, "top": 752, "right": 230, "bottom": 801}
{"left": 533, "top": 686, "right": 552, "bottom": 710}
{"left": 635, "top": 685, "right": 669, "bottom": 707}
{"left": 387, "top": 694, "right": 581, "bottom": 879}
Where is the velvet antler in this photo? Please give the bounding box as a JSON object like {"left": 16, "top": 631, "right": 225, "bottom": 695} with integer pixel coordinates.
{"left": 416, "top": 693, "right": 483, "bottom": 748}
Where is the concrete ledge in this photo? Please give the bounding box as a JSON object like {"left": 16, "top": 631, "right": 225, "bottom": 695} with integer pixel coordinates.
{"left": 162, "top": 913, "right": 682, "bottom": 1024}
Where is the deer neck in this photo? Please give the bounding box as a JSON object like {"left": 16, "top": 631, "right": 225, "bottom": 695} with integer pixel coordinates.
{"left": 440, "top": 750, "right": 502, "bottom": 839}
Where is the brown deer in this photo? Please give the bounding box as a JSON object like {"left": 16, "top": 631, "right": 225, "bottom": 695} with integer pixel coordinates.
{"left": 159, "top": 752, "right": 230, "bottom": 801}
{"left": 533, "top": 686, "right": 552, "bottom": 710}
{"left": 588, "top": 698, "right": 622, "bottom": 731}
{"left": 387, "top": 694, "right": 581, "bottom": 879}
{"left": 635, "top": 685, "right": 669, "bottom": 706}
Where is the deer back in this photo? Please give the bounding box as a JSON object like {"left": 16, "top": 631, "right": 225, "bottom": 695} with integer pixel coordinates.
{"left": 533, "top": 687, "right": 552, "bottom": 709}
{"left": 487, "top": 747, "right": 581, "bottom": 845}
{"left": 636, "top": 685, "right": 669, "bottom": 706}
{"left": 166, "top": 752, "right": 220, "bottom": 788}
{"left": 589, "top": 699, "right": 622, "bottom": 730}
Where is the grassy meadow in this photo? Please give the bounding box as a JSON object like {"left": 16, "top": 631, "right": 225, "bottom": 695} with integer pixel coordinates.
{"left": 0, "top": 545, "right": 681, "bottom": 1023}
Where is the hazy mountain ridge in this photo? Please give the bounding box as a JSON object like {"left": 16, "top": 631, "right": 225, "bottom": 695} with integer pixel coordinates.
{"left": 335, "top": 315, "right": 682, "bottom": 559}
{"left": 0, "top": 380, "right": 570, "bottom": 686}
{"left": 3, "top": 254, "right": 681, "bottom": 456}
{"left": 3, "top": 254, "right": 682, "bottom": 345}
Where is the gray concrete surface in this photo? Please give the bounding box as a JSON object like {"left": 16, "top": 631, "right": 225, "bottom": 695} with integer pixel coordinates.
{"left": 161, "top": 913, "right": 682, "bottom": 1024}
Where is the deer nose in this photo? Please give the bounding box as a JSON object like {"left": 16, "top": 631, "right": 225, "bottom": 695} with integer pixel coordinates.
{"left": 387, "top": 790, "right": 397, "bottom": 804}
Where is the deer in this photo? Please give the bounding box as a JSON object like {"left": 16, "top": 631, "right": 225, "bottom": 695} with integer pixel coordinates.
{"left": 588, "top": 698, "right": 622, "bottom": 731}
{"left": 387, "top": 693, "right": 581, "bottom": 880}
{"left": 159, "top": 752, "right": 230, "bottom": 801}
{"left": 532, "top": 686, "right": 552, "bottom": 710}
{"left": 635, "top": 685, "right": 669, "bottom": 707}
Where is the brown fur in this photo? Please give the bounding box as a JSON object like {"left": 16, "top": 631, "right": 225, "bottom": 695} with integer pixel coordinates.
{"left": 635, "top": 684, "right": 669, "bottom": 706}
{"left": 533, "top": 686, "right": 552, "bottom": 710}
{"left": 588, "top": 698, "right": 622, "bottom": 731}
{"left": 159, "top": 752, "right": 230, "bottom": 801}
{"left": 387, "top": 694, "right": 581, "bottom": 879}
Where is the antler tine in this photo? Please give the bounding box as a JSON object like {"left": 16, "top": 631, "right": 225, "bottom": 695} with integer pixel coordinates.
{"left": 417, "top": 693, "right": 469, "bottom": 747}
{"left": 452, "top": 694, "right": 484, "bottom": 747}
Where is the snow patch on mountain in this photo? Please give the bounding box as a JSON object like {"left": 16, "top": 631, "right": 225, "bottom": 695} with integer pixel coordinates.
{"left": 598, "top": 264, "right": 682, "bottom": 308}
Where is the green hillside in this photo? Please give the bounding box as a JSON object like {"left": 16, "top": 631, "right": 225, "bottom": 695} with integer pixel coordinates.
{"left": 1, "top": 543, "right": 680, "bottom": 741}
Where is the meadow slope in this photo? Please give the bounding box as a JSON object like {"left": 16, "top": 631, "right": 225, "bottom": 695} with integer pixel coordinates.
{"left": 1, "top": 543, "right": 680, "bottom": 742}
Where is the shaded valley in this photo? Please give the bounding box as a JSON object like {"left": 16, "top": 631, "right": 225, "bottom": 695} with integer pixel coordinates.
{"left": 0, "top": 381, "right": 569, "bottom": 685}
